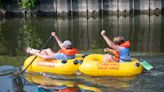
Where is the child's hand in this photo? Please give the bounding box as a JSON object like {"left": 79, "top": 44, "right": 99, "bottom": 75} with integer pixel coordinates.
{"left": 101, "top": 30, "right": 106, "bottom": 36}
{"left": 51, "top": 32, "right": 56, "bottom": 37}
{"left": 104, "top": 48, "right": 109, "bottom": 52}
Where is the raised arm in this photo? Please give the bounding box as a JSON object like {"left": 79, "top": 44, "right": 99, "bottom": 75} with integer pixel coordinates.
{"left": 101, "top": 30, "right": 117, "bottom": 50}
{"left": 51, "top": 32, "right": 64, "bottom": 49}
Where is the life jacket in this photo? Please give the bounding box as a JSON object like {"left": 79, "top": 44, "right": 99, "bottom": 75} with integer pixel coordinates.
{"left": 57, "top": 48, "right": 79, "bottom": 56}
{"left": 61, "top": 87, "right": 80, "bottom": 92}
{"left": 114, "top": 41, "right": 131, "bottom": 62}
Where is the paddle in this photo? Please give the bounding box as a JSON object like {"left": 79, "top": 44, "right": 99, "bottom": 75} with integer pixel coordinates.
{"left": 14, "top": 35, "right": 53, "bottom": 75}
{"left": 140, "top": 59, "right": 153, "bottom": 71}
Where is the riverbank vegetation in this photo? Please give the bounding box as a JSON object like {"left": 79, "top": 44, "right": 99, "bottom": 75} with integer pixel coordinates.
{"left": 0, "top": 0, "right": 38, "bottom": 17}
{"left": 0, "top": 0, "right": 38, "bottom": 9}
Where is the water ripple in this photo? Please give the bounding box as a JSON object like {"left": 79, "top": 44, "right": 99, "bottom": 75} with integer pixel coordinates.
{"left": 0, "top": 65, "right": 17, "bottom": 76}
{"left": 149, "top": 70, "right": 164, "bottom": 77}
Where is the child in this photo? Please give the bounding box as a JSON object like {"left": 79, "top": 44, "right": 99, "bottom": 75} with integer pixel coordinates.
{"left": 26, "top": 32, "right": 78, "bottom": 60}
{"left": 101, "top": 30, "right": 131, "bottom": 62}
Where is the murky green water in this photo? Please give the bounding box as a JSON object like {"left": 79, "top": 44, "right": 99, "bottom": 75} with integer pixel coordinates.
{"left": 0, "top": 15, "right": 164, "bottom": 92}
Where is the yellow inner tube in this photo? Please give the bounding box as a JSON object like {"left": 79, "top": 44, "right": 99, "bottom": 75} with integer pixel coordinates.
{"left": 79, "top": 54, "right": 143, "bottom": 76}
{"left": 23, "top": 54, "right": 83, "bottom": 75}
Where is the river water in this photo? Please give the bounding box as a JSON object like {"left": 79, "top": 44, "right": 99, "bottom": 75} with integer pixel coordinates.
{"left": 0, "top": 15, "right": 164, "bottom": 92}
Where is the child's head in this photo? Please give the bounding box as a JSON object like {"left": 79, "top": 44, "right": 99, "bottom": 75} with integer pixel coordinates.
{"left": 61, "top": 40, "right": 72, "bottom": 49}
{"left": 113, "top": 36, "right": 125, "bottom": 44}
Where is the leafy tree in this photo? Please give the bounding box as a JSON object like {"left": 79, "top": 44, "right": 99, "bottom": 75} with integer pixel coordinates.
{"left": 19, "top": 0, "right": 37, "bottom": 10}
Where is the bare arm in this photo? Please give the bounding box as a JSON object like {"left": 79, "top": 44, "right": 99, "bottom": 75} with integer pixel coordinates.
{"left": 104, "top": 48, "right": 116, "bottom": 53}
{"left": 101, "top": 30, "right": 117, "bottom": 50}
{"left": 51, "top": 32, "right": 64, "bottom": 49}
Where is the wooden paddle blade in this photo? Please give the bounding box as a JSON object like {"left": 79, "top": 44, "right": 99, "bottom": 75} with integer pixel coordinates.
{"left": 140, "top": 59, "right": 153, "bottom": 71}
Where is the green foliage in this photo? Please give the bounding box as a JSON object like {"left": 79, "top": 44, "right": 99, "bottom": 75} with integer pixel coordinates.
{"left": 18, "top": 19, "right": 42, "bottom": 49}
{"left": 20, "top": 0, "right": 37, "bottom": 10}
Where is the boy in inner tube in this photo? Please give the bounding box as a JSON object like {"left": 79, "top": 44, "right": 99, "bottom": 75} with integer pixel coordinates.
{"left": 101, "top": 30, "right": 131, "bottom": 62}
{"left": 26, "top": 32, "right": 79, "bottom": 60}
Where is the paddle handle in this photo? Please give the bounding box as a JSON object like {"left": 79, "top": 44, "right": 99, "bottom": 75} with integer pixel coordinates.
{"left": 39, "top": 36, "right": 53, "bottom": 51}
{"left": 20, "top": 36, "right": 53, "bottom": 74}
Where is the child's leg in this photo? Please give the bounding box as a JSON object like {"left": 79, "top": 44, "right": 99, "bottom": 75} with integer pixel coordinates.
{"left": 43, "top": 48, "right": 55, "bottom": 56}
{"left": 26, "top": 47, "right": 47, "bottom": 55}
{"left": 103, "top": 54, "right": 116, "bottom": 62}
{"left": 26, "top": 47, "right": 38, "bottom": 54}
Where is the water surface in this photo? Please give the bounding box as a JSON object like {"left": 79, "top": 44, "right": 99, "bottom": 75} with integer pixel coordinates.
{"left": 0, "top": 15, "right": 164, "bottom": 92}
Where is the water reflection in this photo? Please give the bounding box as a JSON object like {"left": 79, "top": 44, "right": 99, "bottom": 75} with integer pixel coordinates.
{"left": 18, "top": 19, "right": 42, "bottom": 50}
{"left": 12, "top": 76, "right": 24, "bottom": 92}
{"left": 24, "top": 73, "right": 102, "bottom": 92}
{"left": 0, "top": 15, "right": 163, "bottom": 57}
{"left": 0, "top": 75, "right": 24, "bottom": 92}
